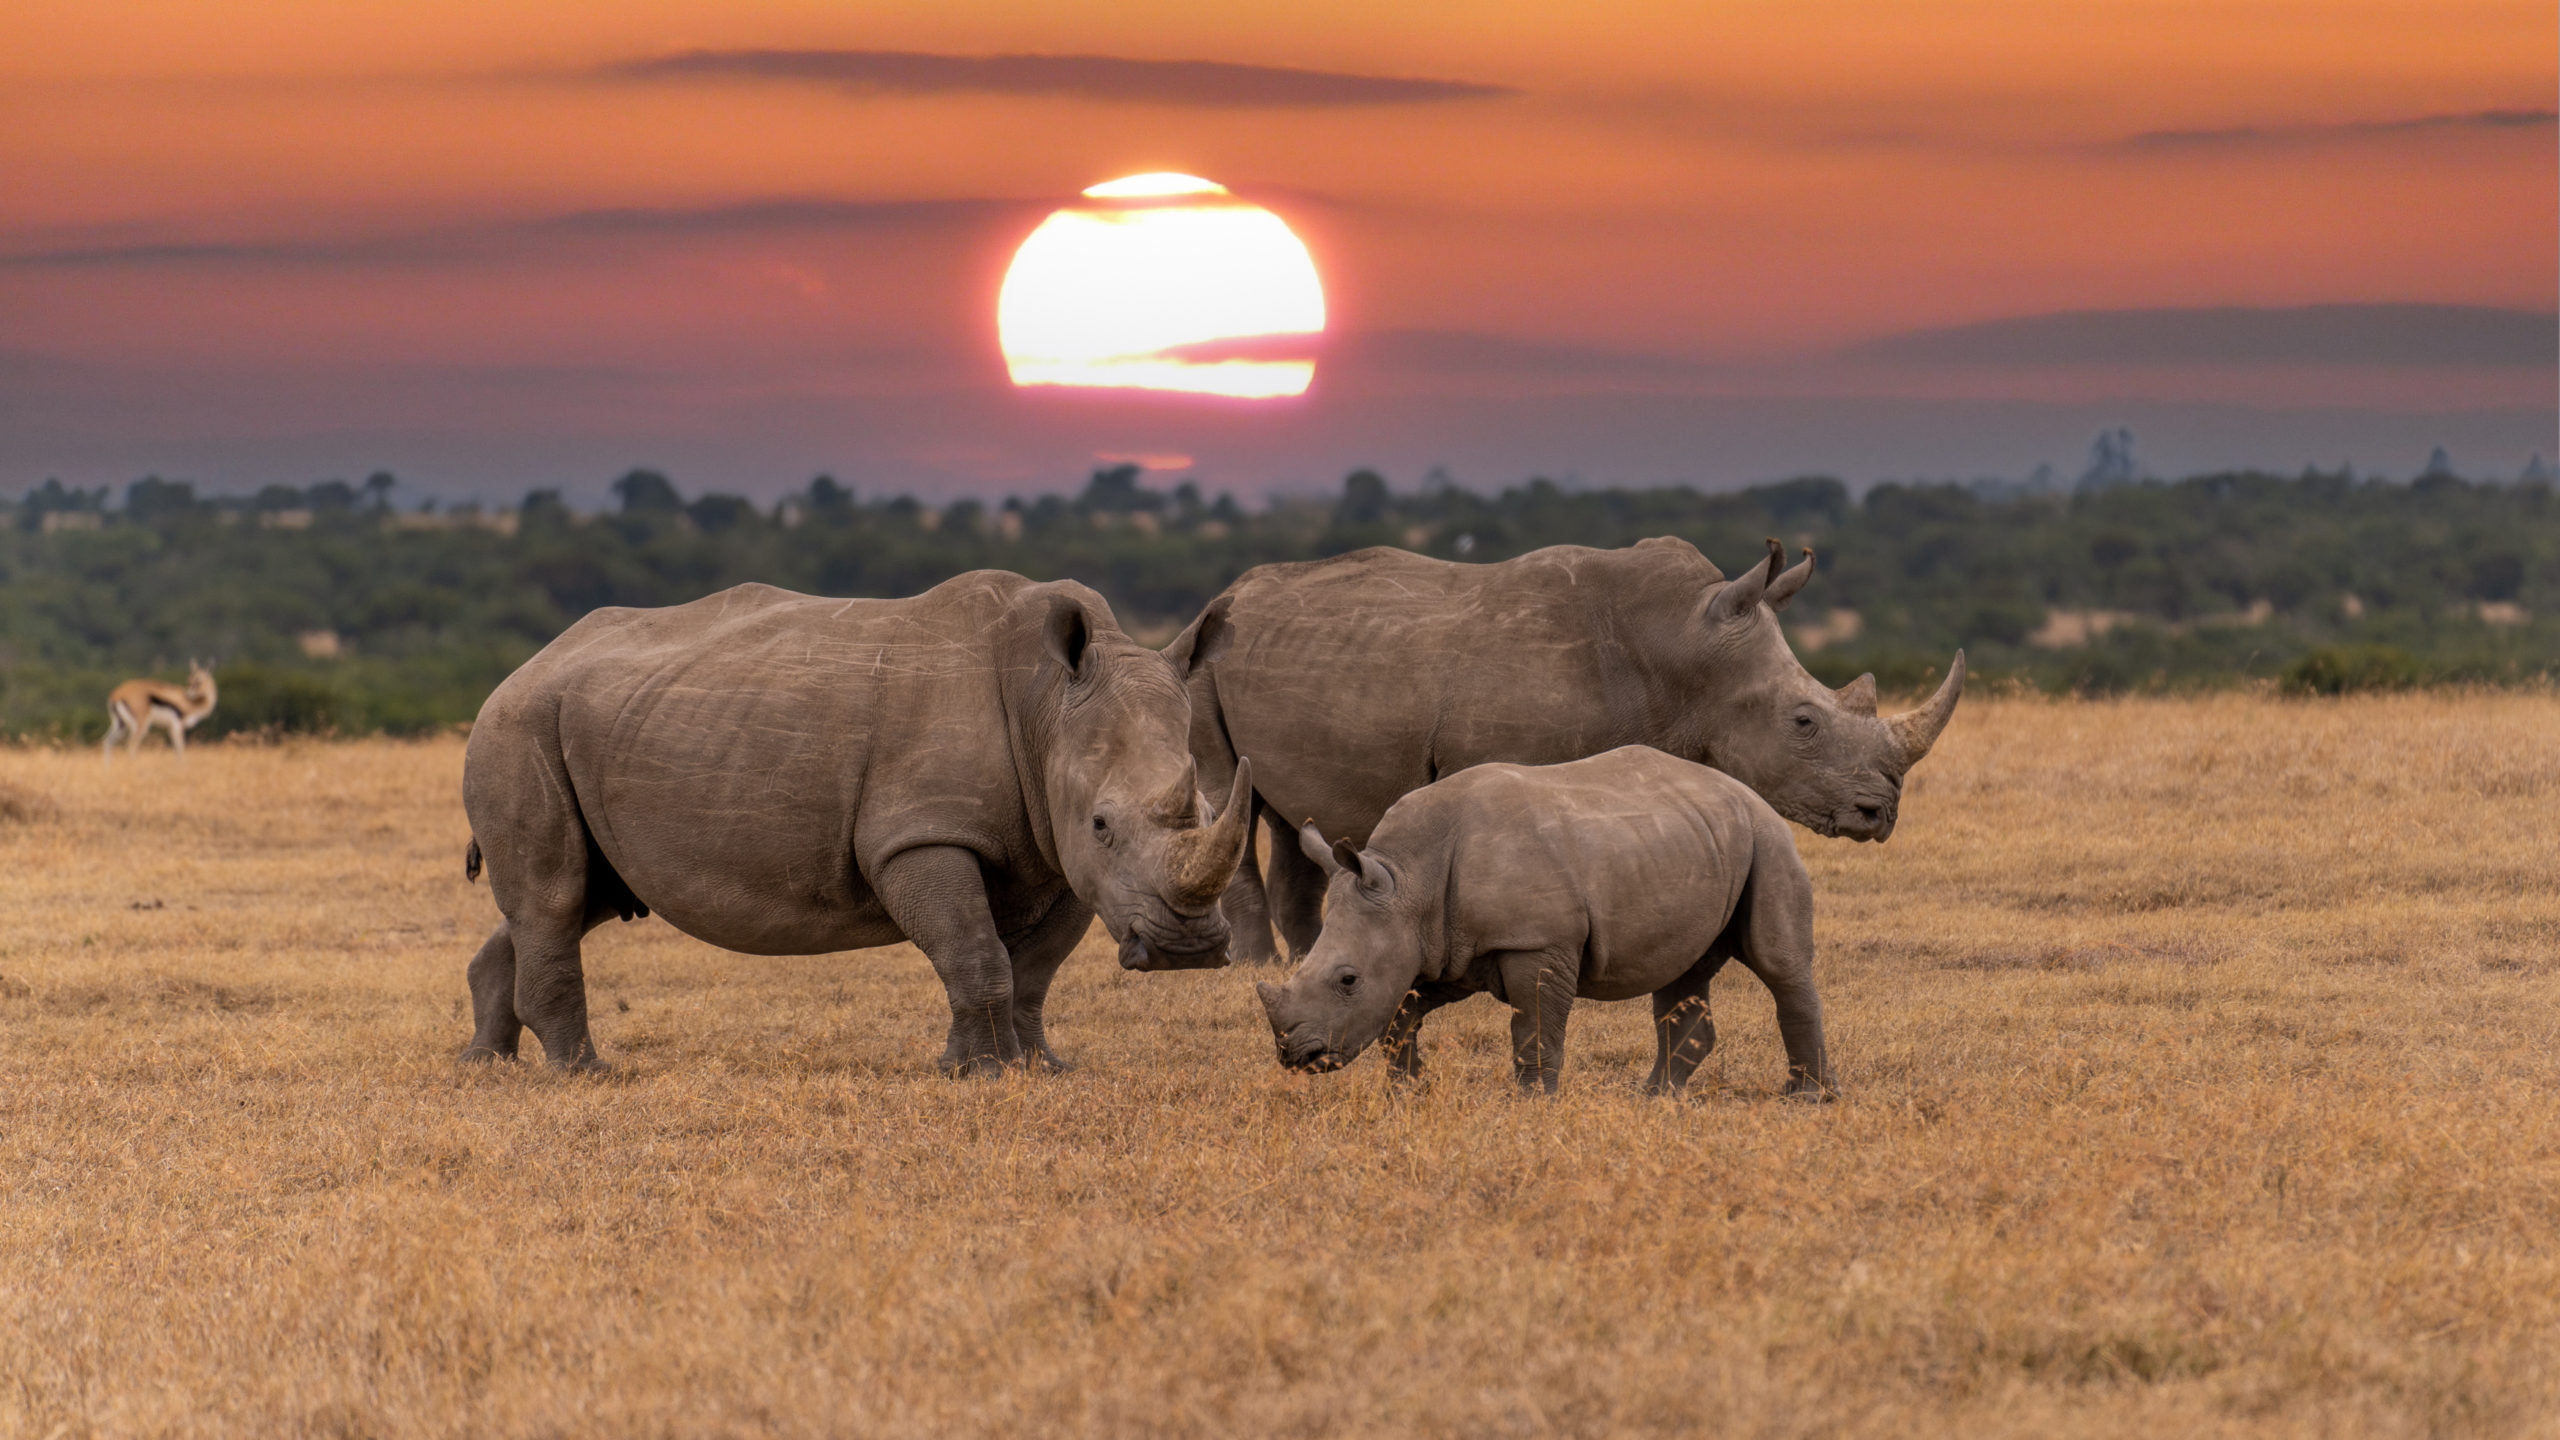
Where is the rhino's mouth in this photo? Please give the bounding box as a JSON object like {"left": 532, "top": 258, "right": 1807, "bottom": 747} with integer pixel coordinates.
{"left": 1277, "top": 1043, "right": 1347, "bottom": 1074}
{"left": 1116, "top": 930, "right": 1229, "bottom": 972}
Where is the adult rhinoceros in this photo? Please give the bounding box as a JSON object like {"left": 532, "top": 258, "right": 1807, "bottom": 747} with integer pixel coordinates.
{"left": 459, "top": 575, "right": 1252, "bottom": 1073}
{"left": 1173, "top": 538, "right": 1962, "bottom": 963}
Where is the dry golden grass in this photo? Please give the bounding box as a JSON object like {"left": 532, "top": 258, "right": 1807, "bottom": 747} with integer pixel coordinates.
{"left": 1, "top": 696, "right": 2555, "bottom": 1438}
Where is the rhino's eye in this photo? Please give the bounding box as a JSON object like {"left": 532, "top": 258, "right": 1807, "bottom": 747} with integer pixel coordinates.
{"left": 1334, "top": 970, "right": 1359, "bottom": 994}
{"left": 1091, "top": 815, "right": 1111, "bottom": 844}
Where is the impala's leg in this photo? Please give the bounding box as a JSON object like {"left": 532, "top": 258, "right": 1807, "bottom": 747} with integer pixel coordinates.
{"left": 1001, "top": 889, "right": 1095, "bottom": 1073}
{"left": 1263, "top": 818, "right": 1327, "bottom": 963}
{"left": 1380, "top": 984, "right": 1461, "bottom": 1084}
{"left": 1735, "top": 823, "right": 1833, "bottom": 1100}
{"left": 1645, "top": 954, "right": 1727, "bottom": 1095}
{"left": 874, "top": 845, "right": 1019, "bottom": 1075}
{"left": 168, "top": 721, "right": 186, "bottom": 758}
{"left": 1498, "top": 950, "right": 1578, "bottom": 1095}
{"left": 101, "top": 707, "right": 124, "bottom": 762}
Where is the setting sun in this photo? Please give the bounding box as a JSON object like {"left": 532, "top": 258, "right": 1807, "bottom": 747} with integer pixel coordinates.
{"left": 997, "top": 173, "right": 1325, "bottom": 399}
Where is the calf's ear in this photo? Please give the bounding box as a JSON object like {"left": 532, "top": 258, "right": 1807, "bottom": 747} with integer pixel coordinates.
{"left": 1339, "top": 844, "right": 1396, "bottom": 900}
{"left": 1043, "top": 597, "right": 1092, "bottom": 678}
{"left": 1298, "top": 821, "right": 1346, "bottom": 878}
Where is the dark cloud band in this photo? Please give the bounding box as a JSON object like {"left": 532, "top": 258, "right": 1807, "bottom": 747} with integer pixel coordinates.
{"left": 597, "top": 49, "right": 1517, "bottom": 107}
{"left": 1851, "top": 305, "right": 2559, "bottom": 368}
{"left": 1, "top": 197, "right": 1044, "bottom": 268}
{"left": 2111, "top": 108, "right": 2555, "bottom": 151}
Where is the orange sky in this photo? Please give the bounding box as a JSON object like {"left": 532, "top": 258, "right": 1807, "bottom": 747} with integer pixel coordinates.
{"left": 2, "top": 1, "right": 2552, "bottom": 497}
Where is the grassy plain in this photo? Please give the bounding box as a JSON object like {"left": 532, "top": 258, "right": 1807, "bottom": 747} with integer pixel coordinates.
{"left": 0, "top": 695, "right": 2554, "bottom": 1438}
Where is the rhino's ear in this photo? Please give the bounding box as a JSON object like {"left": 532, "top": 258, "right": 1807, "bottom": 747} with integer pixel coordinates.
{"left": 1764, "top": 546, "right": 1814, "bottom": 612}
{"left": 1704, "top": 538, "right": 1784, "bottom": 625}
{"left": 1298, "top": 821, "right": 1345, "bottom": 878}
{"left": 1160, "top": 596, "right": 1232, "bottom": 678}
{"left": 1042, "top": 597, "right": 1092, "bottom": 678}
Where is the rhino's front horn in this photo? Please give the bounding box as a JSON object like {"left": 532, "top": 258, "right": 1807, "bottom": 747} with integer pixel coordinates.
{"left": 1169, "top": 758, "right": 1254, "bottom": 910}
{"left": 1886, "top": 652, "right": 1966, "bottom": 768}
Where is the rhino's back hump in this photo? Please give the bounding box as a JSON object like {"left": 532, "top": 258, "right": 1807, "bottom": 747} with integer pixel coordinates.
{"left": 473, "top": 575, "right": 1042, "bottom": 950}
{"left": 1222, "top": 539, "right": 1712, "bottom": 638}
{"left": 1209, "top": 543, "right": 1720, "bottom": 837}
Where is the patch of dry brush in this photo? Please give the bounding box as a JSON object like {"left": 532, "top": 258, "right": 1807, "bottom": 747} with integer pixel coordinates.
{"left": 0, "top": 697, "right": 2554, "bottom": 1438}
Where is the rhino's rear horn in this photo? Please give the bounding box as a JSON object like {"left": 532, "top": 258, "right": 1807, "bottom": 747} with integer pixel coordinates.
{"left": 1836, "top": 673, "right": 1878, "bottom": 717}
{"left": 1887, "top": 651, "right": 1966, "bottom": 767}
{"left": 1168, "top": 759, "right": 1254, "bottom": 908}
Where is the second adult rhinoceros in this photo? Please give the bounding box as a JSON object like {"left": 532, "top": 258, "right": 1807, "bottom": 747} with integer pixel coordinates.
{"left": 1174, "top": 537, "right": 1962, "bottom": 962}
{"left": 458, "top": 575, "right": 1252, "bottom": 1073}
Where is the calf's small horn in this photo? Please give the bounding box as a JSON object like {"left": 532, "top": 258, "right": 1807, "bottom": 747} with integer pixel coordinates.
{"left": 1169, "top": 759, "right": 1254, "bottom": 908}
{"left": 1887, "top": 651, "right": 1966, "bottom": 766}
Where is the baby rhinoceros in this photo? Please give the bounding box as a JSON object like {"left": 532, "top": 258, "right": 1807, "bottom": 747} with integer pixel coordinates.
{"left": 1256, "top": 745, "right": 1834, "bottom": 1097}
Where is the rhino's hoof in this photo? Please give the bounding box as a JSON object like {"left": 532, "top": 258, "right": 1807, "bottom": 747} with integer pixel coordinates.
{"left": 457, "top": 1044, "right": 515, "bottom": 1065}
{"left": 1782, "top": 1078, "right": 1839, "bottom": 1103}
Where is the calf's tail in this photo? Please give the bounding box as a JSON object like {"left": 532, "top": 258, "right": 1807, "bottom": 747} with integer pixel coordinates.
{"left": 465, "top": 838, "right": 482, "bottom": 883}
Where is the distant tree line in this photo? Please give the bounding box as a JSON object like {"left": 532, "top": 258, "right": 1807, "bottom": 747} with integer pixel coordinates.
{"left": 1, "top": 463, "right": 2551, "bottom": 737}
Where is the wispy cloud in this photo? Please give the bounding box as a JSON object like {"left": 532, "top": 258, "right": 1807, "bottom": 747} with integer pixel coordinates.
{"left": 595, "top": 50, "right": 1518, "bottom": 107}
{"left": 2108, "top": 108, "right": 2555, "bottom": 152}
{"left": 1849, "top": 305, "right": 2559, "bottom": 367}
{"left": 0, "top": 197, "right": 1042, "bottom": 268}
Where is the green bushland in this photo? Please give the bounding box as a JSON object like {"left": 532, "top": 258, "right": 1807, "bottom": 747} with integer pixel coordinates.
{"left": 5, "top": 465, "right": 2552, "bottom": 738}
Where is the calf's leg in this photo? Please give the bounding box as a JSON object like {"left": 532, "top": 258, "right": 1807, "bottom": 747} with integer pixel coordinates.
{"left": 1645, "top": 954, "right": 1727, "bottom": 1095}
{"left": 1734, "top": 831, "right": 1834, "bottom": 1099}
{"left": 1497, "top": 950, "right": 1577, "bottom": 1095}
{"left": 1380, "top": 984, "right": 1464, "bottom": 1084}
{"left": 875, "top": 844, "right": 1021, "bottom": 1075}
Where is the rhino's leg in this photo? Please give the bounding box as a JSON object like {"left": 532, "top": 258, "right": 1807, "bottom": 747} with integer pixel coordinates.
{"left": 462, "top": 898, "right": 637, "bottom": 1066}
{"left": 876, "top": 844, "right": 1022, "bottom": 1076}
{"left": 1002, "top": 890, "right": 1095, "bottom": 1073}
{"left": 1644, "top": 955, "right": 1728, "bottom": 1095}
{"left": 1262, "top": 815, "right": 1328, "bottom": 963}
{"left": 462, "top": 922, "right": 523, "bottom": 1061}
{"left": 1380, "top": 984, "right": 1463, "bottom": 1084}
{"left": 1734, "top": 840, "right": 1834, "bottom": 1101}
{"left": 1497, "top": 950, "right": 1577, "bottom": 1095}
{"left": 1218, "top": 814, "right": 1280, "bottom": 966}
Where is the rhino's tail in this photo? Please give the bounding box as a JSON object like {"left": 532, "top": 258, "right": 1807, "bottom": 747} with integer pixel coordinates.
{"left": 464, "top": 838, "right": 482, "bottom": 883}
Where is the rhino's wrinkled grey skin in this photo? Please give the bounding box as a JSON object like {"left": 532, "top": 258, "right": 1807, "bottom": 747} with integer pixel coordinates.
{"left": 459, "top": 575, "right": 1252, "bottom": 1073}
{"left": 1255, "top": 746, "right": 1831, "bottom": 1097}
{"left": 1174, "top": 537, "right": 1962, "bottom": 963}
